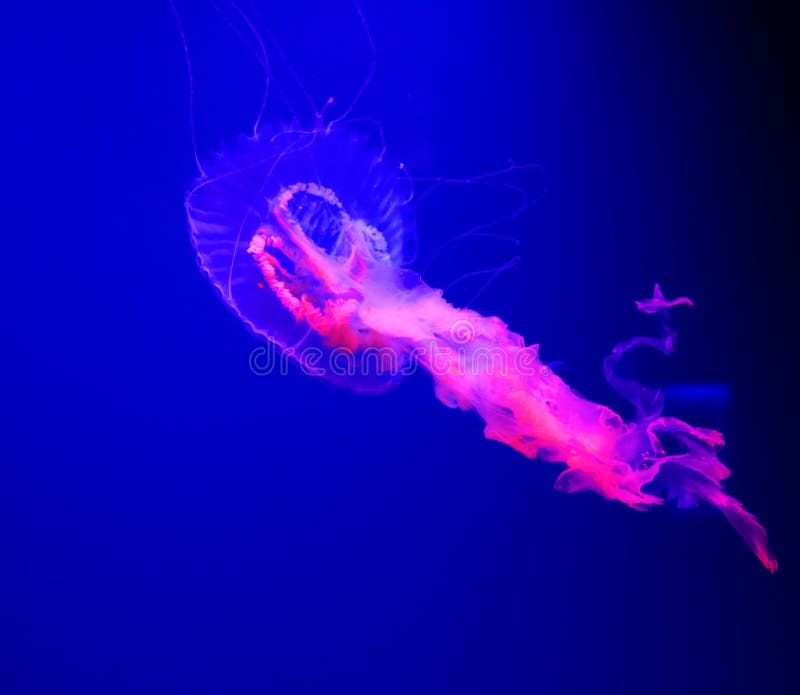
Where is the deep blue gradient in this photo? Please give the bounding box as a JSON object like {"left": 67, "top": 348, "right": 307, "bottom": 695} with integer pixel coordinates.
{"left": 5, "top": 1, "right": 797, "bottom": 693}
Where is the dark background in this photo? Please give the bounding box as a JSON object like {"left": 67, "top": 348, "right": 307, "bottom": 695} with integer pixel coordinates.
{"left": 4, "top": 1, "right": 797, "bottom": 692}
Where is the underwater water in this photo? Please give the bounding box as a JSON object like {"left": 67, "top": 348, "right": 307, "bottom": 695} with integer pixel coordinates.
{"left": 5, "top": 1, "right": 797, "bottom": 693}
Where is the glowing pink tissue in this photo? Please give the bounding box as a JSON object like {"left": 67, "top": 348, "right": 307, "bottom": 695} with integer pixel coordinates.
{"left": 187, "top": 123, "right": 776, "bottom": 572}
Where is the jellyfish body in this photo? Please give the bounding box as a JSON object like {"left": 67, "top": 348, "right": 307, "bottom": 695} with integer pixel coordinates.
{"left": 187, "top": 121, "right": 416, "bottom": 391}
{"left": 186, "top": 120, "right": 776, "bottom": 571}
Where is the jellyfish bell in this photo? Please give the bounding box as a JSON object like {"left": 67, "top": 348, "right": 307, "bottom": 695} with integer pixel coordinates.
{"left": 186, "top": 120, "right": 417, "bottom": 392}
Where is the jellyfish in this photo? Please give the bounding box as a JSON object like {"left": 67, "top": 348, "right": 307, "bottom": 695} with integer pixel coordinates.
{"left": 174, "top": 2, "right": 776, "bottom": 571}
